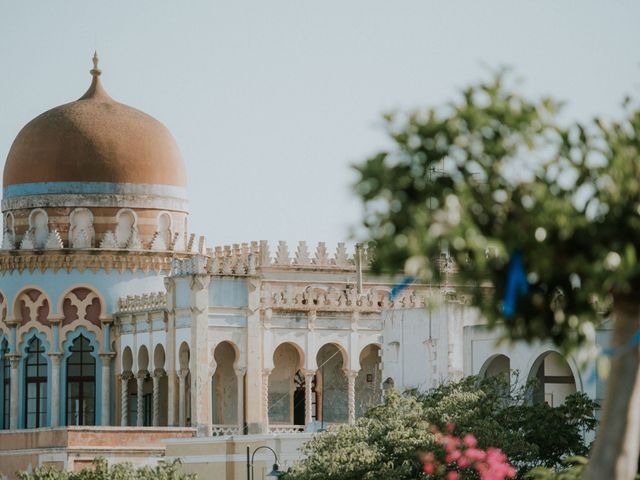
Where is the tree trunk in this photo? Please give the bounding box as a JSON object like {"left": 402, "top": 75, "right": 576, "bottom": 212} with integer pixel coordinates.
{"left": 585, "top": 295, "right": 640, "bottom": 480}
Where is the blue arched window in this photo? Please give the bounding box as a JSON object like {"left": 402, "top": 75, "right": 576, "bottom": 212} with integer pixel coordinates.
{"left": 1, "top": 340, "right": 9, "bottom": 429}
{"left": 24, "top": 337, "right": 47, "bottom": 428}
{"left": 66, "top": 335, "right": 96, "bottom": 425}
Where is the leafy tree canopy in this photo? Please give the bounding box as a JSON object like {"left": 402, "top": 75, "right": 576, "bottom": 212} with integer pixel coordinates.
{"left": 354, "top": 72, "right": 640, "bottom": 353}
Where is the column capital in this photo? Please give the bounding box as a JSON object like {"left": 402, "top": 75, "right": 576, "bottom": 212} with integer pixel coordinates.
{"left": 8, "top": 354, "right": 21, "bottom": 369}
{"left": 137, "top": 369, "right": 149, "bottom": 380}
{"left": 178, "top": 368, "right": 190, "bottom": 379}
{"left": 343, "top": 369, "right": 359, "bottom": 380}
{"left": 49, "top": 352, "right": 63, "bottom": 363}
{"left": 234, "top": 366, "right": 246, "bottom": 377}
{"left": 262, "top": 368, "right": 272, "bottom": 377}
{"left": 153, "top": 368, "right": 166, "bottom": 379}
{"left": 48, "top": 316, "right": 63, "bottom": 325}
{"left": 5, "top": 318, "right": 20, "bottom": 328}
{"left": 303, "top": 369, "right": 317, "bottom": 379}
{"left": 99, "top": 351, "right": 116, "bottom": 360}
{"left": 121, "top": 371, "right": 134, "bottom": 381}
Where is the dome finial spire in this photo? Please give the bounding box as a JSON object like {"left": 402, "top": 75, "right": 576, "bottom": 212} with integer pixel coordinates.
{"left": 90, "top": 51, "right": 101, "bottom": 77}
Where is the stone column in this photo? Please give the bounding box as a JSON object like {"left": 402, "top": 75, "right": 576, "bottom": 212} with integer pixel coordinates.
{"left": 178, "top": 368, "right": 189, "bottom": 427}
{"left": 152, "top": 368, "right": 165, "bottom": 427}
{"left": 345, "top": 370, "right": 358, "bottom": 425}
{"left": 167, "top": 371, "right": 177, "bottom": 426}
{"left": 235, "top": 367, "right": 246, "bottom": 433}
{"left": 120, "top": 372, "right": 132, "bottom": 426}
{"left": 49, "top": 353, "right": 62, "bottom": 427}
{"left": 9, "top": 355, "right": 20, "bottom": 429}
{"left": 245, "top": 277, "right": 263, "bottom": 434}
{"left": 304, "top": 370, "right": 316, "bottom": 430}
{"left": 262, "top": 368, "right": 271, "bottom": 433}
{"left": 189, "top": 274, "right": 212, "bottom": 436}
{"left": 99, "top": 353, "right": 114, "bottom": 426}
{"left": 136, "top": 370, "right": 148, "bottom": 427}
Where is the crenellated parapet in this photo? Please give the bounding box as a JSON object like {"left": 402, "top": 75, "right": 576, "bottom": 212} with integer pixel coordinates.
{"left": 201, "top": 240, "right": 374, "bottom": 276}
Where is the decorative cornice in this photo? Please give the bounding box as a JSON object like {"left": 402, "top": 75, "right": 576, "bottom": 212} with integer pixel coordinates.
{"left": 0, "top": 250, "right": 195, "bottom": 275}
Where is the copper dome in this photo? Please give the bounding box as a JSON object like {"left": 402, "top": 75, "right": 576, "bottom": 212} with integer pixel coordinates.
{"left": 3, "top": 58, "right": 187, "bottom": 189}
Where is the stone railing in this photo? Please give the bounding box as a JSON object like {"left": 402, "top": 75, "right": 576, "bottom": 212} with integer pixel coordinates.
{"left": 268, "top": 425, "right": 305, "bottom": 434}
{"left": 211, "top": 424, "right": 241, "bottom": 436}
{"left": 117, "top": 292, "right": 167, "bottom": 313}
{"left": 261, "top": 283, "right": 428, "bottom": 312}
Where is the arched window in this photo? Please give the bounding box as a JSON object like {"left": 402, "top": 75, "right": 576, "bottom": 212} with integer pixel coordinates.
{"left": 24, "top": 337, "right": 47, "bottom": 428}
{"left": 66, "top": 336, "right": 96, "bottom": 426}
{"left": 1, "top": 340, "right": 10, "bottom": 429}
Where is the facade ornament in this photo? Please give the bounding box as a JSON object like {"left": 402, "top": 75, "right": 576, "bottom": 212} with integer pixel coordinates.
{"left": 100, "top": 231, "right": 117, "bottom": 249}
{"left": 20, "top": 230, "right": 35, "bottom": 250}
{"left": 70, "top": 208, "right": 95, "bottom": 248}
{"left": 150, "top": 232, "right": 165, "bottom": 251}
{"left": 186, "top": 233, "right": 196, "bottom": 253}
{"left": 334, "top": 242, "right": 349, "bottom": 267}
{"left": 44, "top": 230, "right": 64, "bottom": 250}
{"left": 314, "top": 242, "right": 329, "bottom": 265}
{"left": 1, "top": 231, "right": 14, "bottom": 250}
{"left": 126, "top": 230, "right": 143, "bottom": 250}
{"left": 275, "top": 240, "right": 290, "bottom": 265}
{"left": 295, "top": 241, "right": 311, "bottom": 265}
{"left": 2, "top": 213, "right": 16, "bottom": 250}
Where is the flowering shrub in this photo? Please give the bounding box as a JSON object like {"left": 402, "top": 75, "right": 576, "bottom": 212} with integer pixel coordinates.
{"left": 420, "top": 427, "right": 516, "bottom": 480}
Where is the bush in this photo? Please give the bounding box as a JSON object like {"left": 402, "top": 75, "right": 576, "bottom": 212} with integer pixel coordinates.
{"left": 17, "top": 458, "right": 196, "bottom": 480}
{"left": 285, "top": 376, "right": 598, "bottom": 480}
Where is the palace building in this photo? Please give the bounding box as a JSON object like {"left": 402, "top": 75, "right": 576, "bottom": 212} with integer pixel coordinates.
{"left": 0, "top": 56, "right": 609, "bottom": 479}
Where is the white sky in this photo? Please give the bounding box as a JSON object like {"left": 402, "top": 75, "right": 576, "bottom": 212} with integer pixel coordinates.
{"left": 1, "top": 1, "right": 638, "bottom": 250}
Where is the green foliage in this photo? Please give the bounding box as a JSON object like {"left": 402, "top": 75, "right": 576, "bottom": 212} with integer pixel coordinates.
{"left": 525, "top": 456, "right": 588, "bottom": 480}
{"left": 285, "top": 377, "right": 598, "bottom": 480}
{"left": 286, "top": 391, "right": 434, "bottom": 480}
{"left": 17, "top": 458, "right": 196, "bottom": 480}
{"left": 354, "top": 72, "right": 640, "bottom": 352}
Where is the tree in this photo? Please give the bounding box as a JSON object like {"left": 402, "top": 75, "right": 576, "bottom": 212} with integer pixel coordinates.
{"left": 17, "top": 458, "right": 196, "bottom": 480}
{"left": 285, "top": 377, "right": 598, "bottom": 479}
{"left": 353, "top": 73, "right": 640, "bottom": 479}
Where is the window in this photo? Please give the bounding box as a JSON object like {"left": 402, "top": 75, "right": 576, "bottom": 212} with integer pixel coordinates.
{"left": 66, "top": 336, "right": 96, "bottom": 426}
{"left": 24, "top": 338, "right": 47, "bottom": 428}
{"left": 1, "top": 341, "right": 10, "bottom": 429}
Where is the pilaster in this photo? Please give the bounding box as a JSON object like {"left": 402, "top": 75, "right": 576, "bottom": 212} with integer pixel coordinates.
{"left": 246, "top": 277, "right": 263, "bottom": 433}
{"left": 189, "top": 274, "right": 212, "bottom": 436}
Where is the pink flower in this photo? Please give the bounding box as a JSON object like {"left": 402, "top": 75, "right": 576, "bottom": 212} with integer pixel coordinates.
{"left": 465, "top": 447, "right": 487, "bottom": 462}
{"left": 447, "top": 472, "right": 459, "bottom": 480}
{"left": 446, "top": 449, "right": 462, "bottom": 463}
{"left": 423, "top": 462, "right": 435, "bottom": 475}
{"left": 444, "top": 436, "right": 459, "bottom": 453}
{"left": 463, "top": 434, "right": 477, "bottom": 447}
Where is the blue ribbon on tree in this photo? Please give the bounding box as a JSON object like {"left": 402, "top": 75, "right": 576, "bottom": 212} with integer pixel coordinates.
{"left": 502, "top": 250, "right": 528, "bottom": 318}
{"left": 390, "top": 276, "right": 415, "bottom": 300}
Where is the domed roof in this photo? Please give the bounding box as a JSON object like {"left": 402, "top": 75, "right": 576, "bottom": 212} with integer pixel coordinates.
{"left": 3, "top": 54, "right": 187, "bottom": 188}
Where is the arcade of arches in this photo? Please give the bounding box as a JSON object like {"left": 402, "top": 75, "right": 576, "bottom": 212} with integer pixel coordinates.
{"left": 481, "top": 351, "right": 577, "bottom": 407}
{"left": 115, "top": 340, "right": 381, "bottom": 433}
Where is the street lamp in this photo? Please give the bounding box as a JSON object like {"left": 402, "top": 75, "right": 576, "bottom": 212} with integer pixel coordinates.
{"left": 246, "top": 445, "right": 285, "bottom": 479}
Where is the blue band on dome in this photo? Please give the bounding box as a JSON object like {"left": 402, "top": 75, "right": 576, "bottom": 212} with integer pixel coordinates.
{"left": 3, "top": 182, "right": 188, "bottom": 199}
